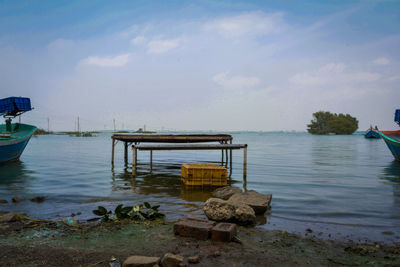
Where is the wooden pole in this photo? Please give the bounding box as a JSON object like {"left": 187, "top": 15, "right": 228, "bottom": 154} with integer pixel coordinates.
{"left": 124, "top": 142, "right": 128, "bottom": 164}
{"left": 229, "top": 140, "right": 233, "bottom": 178}
{"left": 111, "top": 138, "right": 115, "bottom": 165}
{"left": 225, "top": 142, "right": 228, "bottom": 167}
{"left": 132, "top": 146, "right": 137, "bottom": 175}
{"left": 243, "top": 144, "right": 247, "bottom": 191}
{"left": 150, "top": 150, "right": 153, "bottom": 172}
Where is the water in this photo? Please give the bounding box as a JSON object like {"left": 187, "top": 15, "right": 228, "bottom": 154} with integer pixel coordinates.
{"left": 1, "top": 132, "right": 400, "bottom": 243}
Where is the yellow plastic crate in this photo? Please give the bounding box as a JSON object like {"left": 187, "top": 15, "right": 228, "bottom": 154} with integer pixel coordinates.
{"left": 181, "top": 164, "right": 227, "bottom": 186}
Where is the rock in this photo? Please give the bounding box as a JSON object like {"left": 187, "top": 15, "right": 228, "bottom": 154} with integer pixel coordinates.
{"left": 203, "top": 198, "right": 255, "bottom": 225}
{"left": 233, "top": 204, "right": 256, "bottom": 225}
{"left": 0, "top": 199, "right": 8, "bottom": 204}
{"left": 122, "top": 256, "right": 160, "bottom": 267}
{"left": 211, "top": 223, "right": 237, "bottom": 242}
{"left": 12, "top": 197, "right": 23, "bottom": 203}
{"left": 212, "top": 186, "right": 242, "bottom": 200}
{"left": 174, "top": 217, "right": 216, "bottom": 240}
{"left": 203, "top": 198, "right": 235, "bottom": 221}
{"left": 30, "top": 196, "right": 46, "bottom": 203}
{"left": 228, "top": 190, "right": 272, "bottom": 214}
{"left": 187, "top": 256, "right": 199, "bottom": 264}
{"left": 0, "top": 212, "right": 26, "bottom": 223}
{"left": 161, "top": 253, "right": 183, "bottom": 267}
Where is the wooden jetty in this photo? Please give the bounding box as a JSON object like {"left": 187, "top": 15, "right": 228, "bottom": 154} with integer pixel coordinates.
{"left": 111, "top": 134, "right": 247, "bottom": 178}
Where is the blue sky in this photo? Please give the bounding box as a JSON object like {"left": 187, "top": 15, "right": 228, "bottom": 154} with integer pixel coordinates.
{"left": 1, "top": 0, "right": 399, "bottom": 131}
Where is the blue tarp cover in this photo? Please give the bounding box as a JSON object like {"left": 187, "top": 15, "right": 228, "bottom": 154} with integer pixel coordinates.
{"left": 395, "top": 109, "right": 400, "bottom": 123}
{"left": 0, "top": 97, "right": 32, "bottom": 116}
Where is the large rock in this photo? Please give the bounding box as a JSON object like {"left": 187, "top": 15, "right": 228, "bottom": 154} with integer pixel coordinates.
{"left": 122, "top": 256, "right": 160, "bottom": 267}
{"left": 203, "top": 198, "right": 255, "bottom": 225}
{"left": 0, "top": 212, "right": 26, "bottom": 223}
{"left": 228, "top": 190, "right": 272, "bottom": 215}
{"left": 212, "top": 186, "right": 242, "bottom": 200}
{"left": 161, "top": 253, "right": 183, "bottom": 267}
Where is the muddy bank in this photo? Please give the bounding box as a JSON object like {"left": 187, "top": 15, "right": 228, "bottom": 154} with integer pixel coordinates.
{"left": 0, "top": 213, "right": 400, "bottom": 266}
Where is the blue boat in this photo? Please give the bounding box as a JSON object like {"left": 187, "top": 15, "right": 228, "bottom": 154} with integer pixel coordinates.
{"left": 0, "top": 97, "right": 36, "bottom": 163}
{"left": 379, "top": 109, "right": 400, "bottom": 161}
{"left": 365, "top": 128, "right": 380, "bottom": 139}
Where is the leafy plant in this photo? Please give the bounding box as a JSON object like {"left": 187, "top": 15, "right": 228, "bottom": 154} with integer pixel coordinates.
{"left": 92, "top": 206, "right": 112, "bottom": 222}
{"left": 91, "top": 202, "right": 164, "bottom": 223}
{"left": 115, "top": 204, "right": 133, "bottom": 220}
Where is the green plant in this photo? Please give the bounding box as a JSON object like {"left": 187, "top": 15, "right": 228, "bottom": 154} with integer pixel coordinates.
{"left": 92, "top": 206, "right": 112, "bottom": 222}
{"left": 91, "top": 202, "right": 164, "bottom": 222}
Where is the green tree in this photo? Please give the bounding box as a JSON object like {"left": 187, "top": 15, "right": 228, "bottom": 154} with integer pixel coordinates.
{"left": 307, "top": 111, "right": 358, "bottom": 135}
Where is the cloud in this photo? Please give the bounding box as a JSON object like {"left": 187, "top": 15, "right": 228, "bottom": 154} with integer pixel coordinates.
{"left": 289, "top": 63, "right": 380, "bottom": 86}
{"left": 203, "top": 12, "right": 284, "bottom": 38}
{"left": 372, "top": 57, "right": 390, "bottom": 65}
{"left": 80, "top": 53, "right": 130, "bottom": 67}
{"left": 213, "top": 72, "right": 260, "bottom": 91}
{"left": 147, "top": 39, "right": 179, "bottom": 54}
{"left": 131, "top": 35, "right": 146, "bottom": 45}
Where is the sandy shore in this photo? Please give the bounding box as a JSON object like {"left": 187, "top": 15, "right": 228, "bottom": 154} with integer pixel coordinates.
{"left": 1, "top": 211, "right": 400, "bottom": 267}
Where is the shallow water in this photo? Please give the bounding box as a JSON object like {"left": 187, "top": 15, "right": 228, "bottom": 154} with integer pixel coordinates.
{"left": 1, "top": 132, "right": 399, "bottom": 243}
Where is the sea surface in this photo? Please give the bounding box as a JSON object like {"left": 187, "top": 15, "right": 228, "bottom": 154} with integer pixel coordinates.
{"left": 1, "top": 132, "right": 400, "bottom": 243}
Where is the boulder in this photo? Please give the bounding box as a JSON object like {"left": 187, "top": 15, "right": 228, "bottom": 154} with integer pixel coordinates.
{"left": 122, "top": 256, "right": 160, "bottom": 267}
{"left": 0, "top": 212, "right": 26, "bottom": 223}
{"left": 203, "top": 198, "right": 235, "bottom": 221}
{"left": 212, "top": 186, "right": 242, "bottom": 200}
{"left": 161, "top": 253, "right": 184, "bottom": 267}
{"left": 233, "top": 204, "right": 256, "bottom": 224}
{"left": 228, "top": 190, "right": 272, "bottom": 215}
{"left": 203, "top": 198, "right": 255, "bottom": 225}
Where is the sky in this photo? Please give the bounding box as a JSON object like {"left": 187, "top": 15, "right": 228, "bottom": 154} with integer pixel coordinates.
{"left": 0, "top": 0, "right": 399, "bottom": 131}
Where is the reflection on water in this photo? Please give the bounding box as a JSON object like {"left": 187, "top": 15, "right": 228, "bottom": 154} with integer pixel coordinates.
{"left": 382, "top": 161, "right": 400, "bottom": 182}
{"left": 111, "top": 162, "right": 232, "bottom": 202}
{"left": 0, "top": 161, "right": 34, "bottom": 196}
{"left": 381, "top": 161, "right": 400, "bottom": 207}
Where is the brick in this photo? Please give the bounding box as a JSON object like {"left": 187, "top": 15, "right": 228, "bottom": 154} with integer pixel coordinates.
{"left": 211, "top": 222, "right": 237, "bottom": 242}
{"left": 173, "top": 217, "right": 216, "bottom": 240}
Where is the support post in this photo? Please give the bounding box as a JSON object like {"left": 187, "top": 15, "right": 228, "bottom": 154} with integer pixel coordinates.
{"left": 225, "top": 142, "right": 228, "bottom": 167}
{"left": 221, "top": 143, "right": 224, "bottom": 165}
{"left": 229, "top": 140, "right": 233, "bottom": 178}
{"left": 111, "top": 138, "right": 115, "bottom": 165}
{"left": 243, "top": 144, "right": 247, "bottom": 191}
{"left": 124, "top": 142, "right": 128, "bottom": 164}
{"left": 150, "top": 150, "right": 153, "bottom": 172}
{"left": 132, "top": 146, "right": 137, "bottom": 175}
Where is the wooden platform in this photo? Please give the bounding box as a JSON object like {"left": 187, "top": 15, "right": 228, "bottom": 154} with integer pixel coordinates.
{"left": 111, "top": 134, "right": 233, "bottom": 165}
{"left": 111, "top": 134, "right": 246, "bottom": 182}
{"left": 112, "top": 134, "right": 232, "bottom": 143}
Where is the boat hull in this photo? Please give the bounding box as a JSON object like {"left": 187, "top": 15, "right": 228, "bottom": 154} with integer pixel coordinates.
{"left": 0, "top": 123, "right": 36, "bottom": 163}
{"left": 365, "top": 129, "right": 380, "bottom": 139}
{"left": 379, "top": 131, "right": 400, "bottom": 161}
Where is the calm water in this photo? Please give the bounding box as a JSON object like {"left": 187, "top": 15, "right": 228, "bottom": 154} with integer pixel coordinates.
{"left": 1, "top": 132, "right": 400, "bottom": 243}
